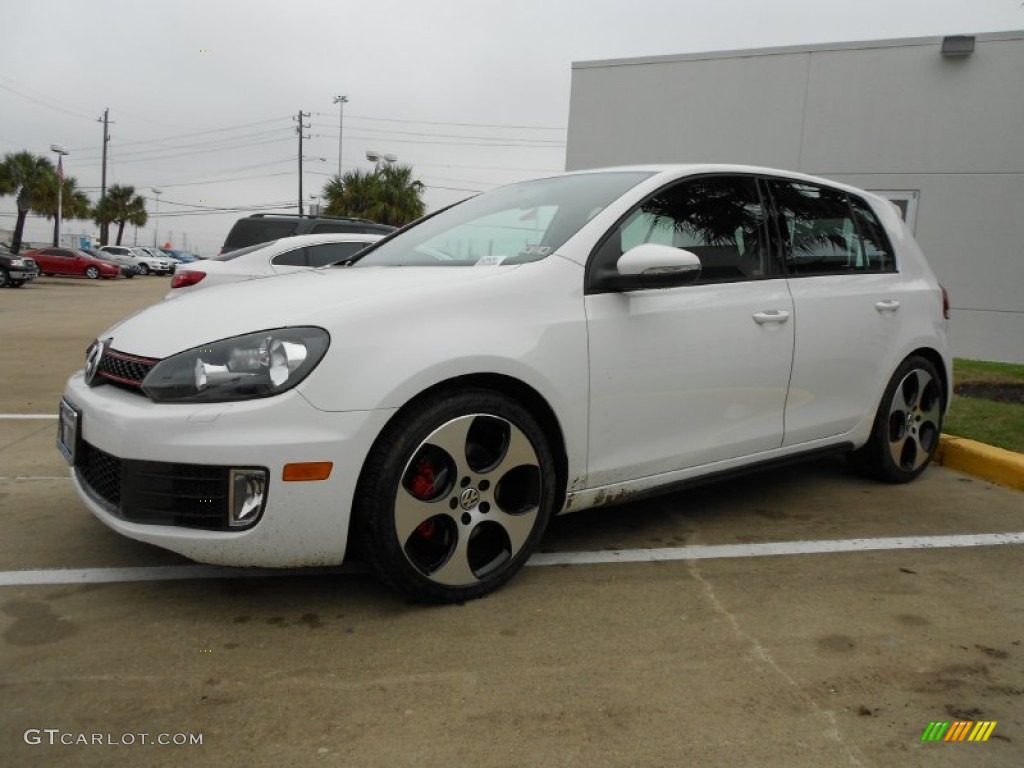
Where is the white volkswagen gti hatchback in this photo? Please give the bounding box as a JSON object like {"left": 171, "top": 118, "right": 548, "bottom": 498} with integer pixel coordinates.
{"left": 166, "top": 233, "right": 383, "bottom": 297}
{"left": 59, "top": 165, "right": 952, "bottom": 603}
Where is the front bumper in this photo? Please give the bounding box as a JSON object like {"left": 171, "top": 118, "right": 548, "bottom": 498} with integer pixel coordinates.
{"left": 6, "top": 265, "right": 38, "bottom": 282}
{"left": 62, "top": 372, "right": 396, "bottom": 567}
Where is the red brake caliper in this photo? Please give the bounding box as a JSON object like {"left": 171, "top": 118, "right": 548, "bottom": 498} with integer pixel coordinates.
{"left": 409, "top": 460, "right": 437, "bottom": 537}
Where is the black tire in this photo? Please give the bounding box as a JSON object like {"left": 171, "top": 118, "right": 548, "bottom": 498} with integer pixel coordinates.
{"left": 138, "top": 263, "right": 150, "bottom": 275}
{"left": 0, "top": 267, "right": 8, "bottom": 288}
{"left": 355, "top": 389, "right": 557, "bottom": 603}
{"left": 848, "top": 355, "right": 945, "bottom": 483}
{"left": 10, "top": 280, "right": 25, "bottom": 288}
{"left": 85, "top": 266, "right": 100, "bottom": 279}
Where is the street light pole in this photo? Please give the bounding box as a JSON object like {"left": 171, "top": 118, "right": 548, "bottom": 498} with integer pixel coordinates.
{"left": 333, "top": 95, "right": 348, "bottom": 179}
{"left": 151, "top": 188, "right": 162, "bottom": 248}
{"left": 50, "top": 144, "right": 68, "bottom": 247}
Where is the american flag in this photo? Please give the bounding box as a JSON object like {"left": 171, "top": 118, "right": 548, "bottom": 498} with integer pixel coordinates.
{"left": 57, "top": 156, "right": 64, "bottom": 184}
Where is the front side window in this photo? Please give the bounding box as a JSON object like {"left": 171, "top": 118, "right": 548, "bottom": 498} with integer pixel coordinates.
{"left": 353, "top": 171, "right": 652, "bottom": 268}
{"left": 591, "top": 175, "right": 772, "bottom": 284}
{"left": 767, "top": 181, "right": 895, "bottom": 275}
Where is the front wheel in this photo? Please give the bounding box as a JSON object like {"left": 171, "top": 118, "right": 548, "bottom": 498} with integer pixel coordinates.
{"left": 356, "top": 390, "right": 557, "bottom": 603}
{"left": 0, "top": 267, "right": 9, "bottom": 288}
{"left": 10, "top": 280, "right": 25, "bottom": 288}
{"left": 848, "top": 356, "right": 945, "bottom": 483}
{"left": 138, "top": 263, "right": 150, "bottom": 275}
{"left": 85, "top": 266, "right": 100, "bottom": 279}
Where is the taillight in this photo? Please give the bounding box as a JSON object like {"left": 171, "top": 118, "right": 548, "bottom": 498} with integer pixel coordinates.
{"left": 941, "top": 285, "right": 950, "bottom": 320}
{"left": 170, "top": 271, "right": 206, "bottom": 289}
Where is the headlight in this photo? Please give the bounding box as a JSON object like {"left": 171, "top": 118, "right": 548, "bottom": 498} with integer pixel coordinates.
{"left": 141, "top": 327, "right": 330, "bottom": 403}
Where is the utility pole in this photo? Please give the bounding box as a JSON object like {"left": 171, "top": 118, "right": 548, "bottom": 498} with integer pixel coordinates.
{"left": 97, "top": 108, "right": 112, "bottom": 244}
{"left": 332, "top": 95, "right": 348, "bottom": 179}
{"left": 295, "top": 110, "right": 311, "bottom": 216}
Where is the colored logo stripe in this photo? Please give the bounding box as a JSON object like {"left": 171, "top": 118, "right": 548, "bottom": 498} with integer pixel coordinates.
{"left": 921, "top": 721, "right": 997, "bottom": 742}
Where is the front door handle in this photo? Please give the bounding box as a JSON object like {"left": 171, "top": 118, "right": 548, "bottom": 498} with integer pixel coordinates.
{"left": 752, "top": 310, "right": 791, "bottom": 325}
{"left": 874, "top": 300, "right": 901, "bottom": 312}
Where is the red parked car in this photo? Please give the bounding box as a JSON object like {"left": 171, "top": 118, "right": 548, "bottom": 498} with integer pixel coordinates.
{"left": 24, "top": 247, "right": 121, "bottom": 280}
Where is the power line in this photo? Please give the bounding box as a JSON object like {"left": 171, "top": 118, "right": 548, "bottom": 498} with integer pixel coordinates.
{"left": 74, "top": 126, "right": 295, "bottom": 160}
{"left": 310, "top": 122, "right": 565, "bottom": 145}
{"left": 323, "top": 112, "right": 566, "bottom": 131}
{"left": 67, "top": 116, "right": 294, "bottom": 152}
{"left": 0, "top": 79, "right": 97, "bottom": 122}
{"left": 75, "top": 136, "right": 295, "bottom": 167}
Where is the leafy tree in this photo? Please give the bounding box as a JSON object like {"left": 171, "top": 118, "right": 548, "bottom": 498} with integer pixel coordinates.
{"left": 96, "top": 184, "right": 148, "bottom": 246}
{"left": 322, "top": 163, "right": 425, "bottom": 226}
{"left": 33, "top": 175, "right": 93, "bottom": 246}
{"left": 0, "top": 151, "right": 55, "bottom": 252}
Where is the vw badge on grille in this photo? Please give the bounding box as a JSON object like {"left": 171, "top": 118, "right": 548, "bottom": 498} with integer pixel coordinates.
{"left": 85, "top": 338, "right": 108, "bottom": 385}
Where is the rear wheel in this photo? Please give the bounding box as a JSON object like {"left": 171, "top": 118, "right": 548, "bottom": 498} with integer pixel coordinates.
{"left": 85, "top": 266, "right": 100, "bottom": 279}
{"left": 356, "top": 390, "right": 556, "bottom": 603}
{"left": 10, "top": 280, "right": 25, "bottom": 288}
{"left": 848, "top": 355, "right": 944, "bottom": 483}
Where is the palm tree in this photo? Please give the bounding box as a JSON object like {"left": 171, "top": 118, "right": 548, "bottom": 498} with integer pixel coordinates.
{"left": 322, "top": 169, "right": 381, "bottom": 219}
{"left": 375, "top": 163, "right": 426, "bottom": 226}
{"left": 97, "top": 184, "right": 148, "bottom": 245}
{"left": 322, "top": 163, "right": 425, "bottom": 226}
{"left": 0, "top": 151, "right": 56, "bottom": 252}
{"left": 32, "top": 175, "right": 93, "bottom": 246}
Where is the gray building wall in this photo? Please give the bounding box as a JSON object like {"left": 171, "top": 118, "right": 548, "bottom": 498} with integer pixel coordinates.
{"left": 566, "top": 32, "right": 1024, "bottom": 363}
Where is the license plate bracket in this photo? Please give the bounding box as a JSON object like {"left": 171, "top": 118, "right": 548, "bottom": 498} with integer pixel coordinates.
{"left": 57, "top": 398, "right": 81, "bottom": 465}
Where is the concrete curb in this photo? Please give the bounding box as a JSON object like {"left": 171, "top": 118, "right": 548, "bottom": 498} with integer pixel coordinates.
{"left": 936, "top": 434, "right": 1024, "bottom": 491}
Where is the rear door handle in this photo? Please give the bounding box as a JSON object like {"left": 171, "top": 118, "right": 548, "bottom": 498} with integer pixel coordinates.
{"left": 874, "top": 300, "right": 901, "bottom": 312}
{"left": 752, "top": 310, "right": 791, "bottom": 325}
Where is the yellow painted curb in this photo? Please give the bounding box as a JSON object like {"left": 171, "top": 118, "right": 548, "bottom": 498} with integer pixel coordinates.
{"left": 937, "top": 434, "right": 1024, "bottom": 491}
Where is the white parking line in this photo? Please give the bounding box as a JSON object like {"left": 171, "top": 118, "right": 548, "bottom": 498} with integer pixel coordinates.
{"left": 1, "top": 532, "right": 1021, "bottom": 587}
{"left": 0, "top": 476, "right": 71, "bottom": 481}
{"left": 0, "top": 414, "right": 58, "bottom": 420}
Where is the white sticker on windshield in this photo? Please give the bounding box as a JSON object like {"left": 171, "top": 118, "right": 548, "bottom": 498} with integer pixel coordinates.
{"left": 474, "top": 255, "right": 508, "bottom": 266}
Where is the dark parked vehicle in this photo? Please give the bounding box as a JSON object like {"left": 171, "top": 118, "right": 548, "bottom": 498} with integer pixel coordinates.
{"left": 0, "top": 247, "right": 39, "bottom": 287}
{"left": 24, "top": 247, "right": 120, "bottom": 280}
{"left": 220, "top": 213, "right": 395, "bottom": 254}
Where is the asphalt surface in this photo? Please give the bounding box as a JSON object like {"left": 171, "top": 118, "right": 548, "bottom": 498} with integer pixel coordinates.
{"left": 1, "top": 275, "right": 1022, "bottom": 767}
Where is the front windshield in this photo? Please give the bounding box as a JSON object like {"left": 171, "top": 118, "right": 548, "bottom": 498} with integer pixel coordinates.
{"left": 352, "top": 171, "right": 652, "bottom": 267}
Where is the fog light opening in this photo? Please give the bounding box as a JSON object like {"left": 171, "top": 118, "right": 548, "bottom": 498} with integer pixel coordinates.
{"left": 229, "top": 469, "right": 267, "bottom": 527}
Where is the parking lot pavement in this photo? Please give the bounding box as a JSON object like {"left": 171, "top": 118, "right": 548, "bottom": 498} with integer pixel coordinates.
{"left": 2, "top": 279, "right": 1022, "bottom": 766}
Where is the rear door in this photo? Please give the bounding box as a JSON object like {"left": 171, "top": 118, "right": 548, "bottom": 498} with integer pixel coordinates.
{"left": 763, "top": 178, "right": 905, "bottom": 445}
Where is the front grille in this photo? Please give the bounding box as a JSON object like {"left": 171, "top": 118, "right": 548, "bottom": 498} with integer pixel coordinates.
{"left": 77, "top": 441, "right": 251, "bottom": 530}
{"left": 96, "top": 349, "right": 158, "bottom": 390}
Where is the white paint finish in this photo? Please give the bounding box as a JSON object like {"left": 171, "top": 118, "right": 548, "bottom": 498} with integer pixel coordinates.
{"left": 586, "top": 279, "right": 794, "bottom": 484}
{"left": 165, "top": 233, "right": 383, "bottom": 298}
{"left": 0, "top": 414, "right": 58, "bottom": 420}
{"left": 60, "top": 165, "right": 951, "bottom": 568}
{"left": 64, "top": 374, "right": 395, "bottom": 567}
{"left": 2, "top": 532, "right": 1021, "bottom": 587}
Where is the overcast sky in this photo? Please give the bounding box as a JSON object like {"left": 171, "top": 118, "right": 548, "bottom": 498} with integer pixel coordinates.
{"left": 2, "top": 0, "right": 1020, "bottom": 254}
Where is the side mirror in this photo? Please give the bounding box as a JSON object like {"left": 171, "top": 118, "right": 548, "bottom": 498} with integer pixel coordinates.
{"left": 604, "top": 243, "right": 702, "bottom": 291}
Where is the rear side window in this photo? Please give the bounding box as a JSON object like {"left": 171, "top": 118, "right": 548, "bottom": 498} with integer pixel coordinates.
{"left": 271, "top": 248, "right": 308, "bottom": 267}
{"left": 306, "top": 242, "right": 369, "bottom": 266}
{"left": 767, "top": 181, "right": 896, "bottom": 275}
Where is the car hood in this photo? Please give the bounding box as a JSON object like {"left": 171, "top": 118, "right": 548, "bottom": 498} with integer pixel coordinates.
{"left": 103, "top": 265, "right": 521, "bottom": 358}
